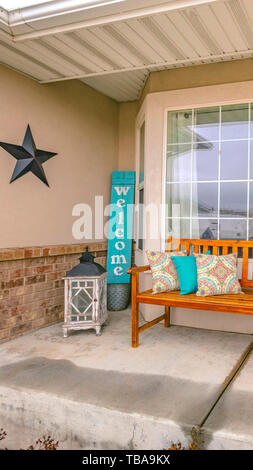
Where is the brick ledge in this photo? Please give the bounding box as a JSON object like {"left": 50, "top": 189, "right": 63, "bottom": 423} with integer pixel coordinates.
{"left": 0, "top": 241, "right": 108, "bottom": 262}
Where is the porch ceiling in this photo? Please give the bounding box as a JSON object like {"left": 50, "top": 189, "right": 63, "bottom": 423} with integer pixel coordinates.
{"left": 0, "top": 0, "right": 253, "bottom": 102}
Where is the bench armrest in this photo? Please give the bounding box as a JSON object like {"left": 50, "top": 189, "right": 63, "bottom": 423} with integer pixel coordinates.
{"left": 127, "top": 265, "right": 150, "bottom": 274}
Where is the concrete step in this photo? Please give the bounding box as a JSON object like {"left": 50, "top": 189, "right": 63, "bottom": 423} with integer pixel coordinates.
{"left": 0, "top": 311, "right": 252, "bottom": 449}
{"left": 204, "top": 347, "right": 253, "bottom": 450}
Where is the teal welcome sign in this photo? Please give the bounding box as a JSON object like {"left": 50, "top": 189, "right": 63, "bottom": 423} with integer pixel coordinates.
{"left": 107, "top": 171, "right": 135, "bottom": 284}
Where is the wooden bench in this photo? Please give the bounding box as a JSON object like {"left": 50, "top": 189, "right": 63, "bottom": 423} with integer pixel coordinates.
{"left": 127, "top": 238, "right": 253, "bottom": 347}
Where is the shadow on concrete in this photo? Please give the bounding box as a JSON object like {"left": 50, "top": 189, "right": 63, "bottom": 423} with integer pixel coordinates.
{"left": 0, "top": 356, "right": 221, "bottom": 427}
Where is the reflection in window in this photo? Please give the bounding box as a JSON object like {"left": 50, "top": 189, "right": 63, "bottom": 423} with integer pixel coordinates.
{"left": 220, "top": 141, "right": 248, "bottom": 180}
{"left": 192, "top": 183, "right": 218, "bottom": 217}
{"left": 250, "top": 140, "right": 253, "bottom": 179}
{"left": 166, "top": 218, "right": 190, "bottom": 240}
{"left": 192, "top": 219, "right": 218, "bottom": 240}
{"left": 220, "top": 220, "right": 247, "bottom": 240}
{"left": 251, "top": 104, "right": 253, "bottom": 137}
{"left": 139, "top": 122, "right": 145, "bottom": 184}
{"left": 138, "top": 188, "right": 144, "bottom": 250}
{"left": 167, "top": 144, "right": 192, "bottom": 181}
{"left": 221, "top": 104, "right": 249, "bottom": 140}
{"left": 249, "top": 182, "right": 253, "bottom": 218}
{"left": 249, "top": 220, "right": 253, "bottom": 240}
{"left": 193, "top": 142, "right": 218, "bottom": 181}
{"left": 194, "top": 106, "right": 219, "bottom": 142}
{"left": 166, "top": 103, "right": 253, "bottom": 241}
{"left": 167, "top": 109, "right": 192, "bottom": 144}
{"left": 167, "top": 183, "right": 191, "bottom": 218}
{"left": 220, "top": 182, "right": 247, "bottom": 218}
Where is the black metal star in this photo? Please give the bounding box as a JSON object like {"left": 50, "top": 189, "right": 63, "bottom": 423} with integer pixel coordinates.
{"left": 0, "top": 125, "right": 57, "bottom": 187}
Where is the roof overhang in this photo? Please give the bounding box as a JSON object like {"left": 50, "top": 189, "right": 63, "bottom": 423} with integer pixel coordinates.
{"left": 1, "top": 0, "right": 220, "bottom": 35}
{"left": 0, "top": 0, "right": 252, "bottom": 102}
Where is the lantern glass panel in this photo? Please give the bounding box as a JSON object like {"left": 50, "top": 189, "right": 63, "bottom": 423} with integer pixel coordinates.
{"left": 99, "top": 281, "right": 105, "bottom": 305}
{"left": 85, "top": 287, "right": 93, "bottom": 295}
{"left": 72, "top": 288, "right": 92, "bottom": 314}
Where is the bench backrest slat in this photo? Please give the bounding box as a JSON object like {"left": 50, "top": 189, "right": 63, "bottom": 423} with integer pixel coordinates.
{"left": 213, "top": 245, "right": 218, "bottom": 255}
{"left": 167, "top": 238, "right": 253, "bottom": 288}
{"left": 242, "top": 247, "right": 249, "bottom": 286}
{"left": 184, "top": 241, "right": 190, "bottom": 255}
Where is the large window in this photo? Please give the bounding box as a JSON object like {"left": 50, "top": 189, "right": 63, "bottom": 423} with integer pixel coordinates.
{"left": 166, "top": 103, "right": 253, "bottom": 241}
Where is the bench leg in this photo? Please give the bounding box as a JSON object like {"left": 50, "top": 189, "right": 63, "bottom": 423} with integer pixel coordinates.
{"left": 131, "top": 273, "right": 139, "bottom": 348}
{"left": 132, "top": 299, "right": 139, "bottom": 348}
{"left": 164, "top": 306, "right": 170, "bottom": 328}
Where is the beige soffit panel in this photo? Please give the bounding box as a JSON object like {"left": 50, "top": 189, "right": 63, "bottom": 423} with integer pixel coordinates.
{"left": 0, "top": 0, "right": 253, "bottom": 101}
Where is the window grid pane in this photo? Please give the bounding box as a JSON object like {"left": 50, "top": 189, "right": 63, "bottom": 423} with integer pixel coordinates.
{"left": 166, "top": 103, "right": 252, "bottom": 241}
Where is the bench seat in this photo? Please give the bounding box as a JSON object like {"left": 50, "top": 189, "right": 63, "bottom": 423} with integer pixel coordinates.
{"left": 128, "top": 238, "right": 253, "bottom": 347}
{"left": 138, "top": 289, "right": 253, "bottom": 315}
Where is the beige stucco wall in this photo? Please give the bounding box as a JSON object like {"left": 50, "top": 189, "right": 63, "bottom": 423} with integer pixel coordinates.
{"left": 118, "top": 101, "right": 138, "bottom": 171}
{"left": 0, "top": 65, "right": 119, "bottom": 248}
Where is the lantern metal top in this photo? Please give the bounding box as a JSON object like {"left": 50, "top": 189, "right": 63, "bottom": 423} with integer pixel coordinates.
{"left": 65, "top": 247, "right": 106, "bottom": 278}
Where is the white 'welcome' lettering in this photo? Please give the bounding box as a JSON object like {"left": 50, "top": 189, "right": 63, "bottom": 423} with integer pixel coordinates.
{"left": 114, "top": 186, "right": 130, "bottom": 196}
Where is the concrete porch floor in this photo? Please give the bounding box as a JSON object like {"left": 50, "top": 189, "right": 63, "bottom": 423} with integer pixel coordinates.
{"left": 0, "top": 308, "right": 253, "bottom": 450}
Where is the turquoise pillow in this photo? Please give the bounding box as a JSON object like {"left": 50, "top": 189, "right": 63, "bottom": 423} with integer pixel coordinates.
{"left": 171, "top": 251, "right": 210, "bottom": 295}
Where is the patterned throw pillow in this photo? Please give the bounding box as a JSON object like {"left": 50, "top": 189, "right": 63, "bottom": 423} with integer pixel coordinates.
{"left": 146, "top": 250, "right": 187, "bottom": 294}
{"left": 195, "top": 253, "right": 242, "bottom": 297}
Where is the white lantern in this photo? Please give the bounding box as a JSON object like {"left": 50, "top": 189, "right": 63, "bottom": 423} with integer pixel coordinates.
{"left": 63, "top": 248, "right": 107, "bottom": 337}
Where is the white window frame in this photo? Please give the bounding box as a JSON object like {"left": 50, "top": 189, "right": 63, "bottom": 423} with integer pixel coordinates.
{"left": 163, "top": 101, "right": 253, "bottom": 247}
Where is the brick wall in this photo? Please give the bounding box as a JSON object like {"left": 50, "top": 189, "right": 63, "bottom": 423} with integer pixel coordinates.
{"left": 0, "top": 242, "right": 107, "bottom": 343}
